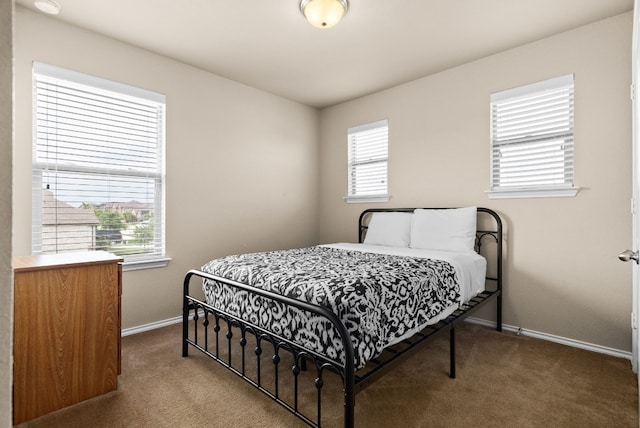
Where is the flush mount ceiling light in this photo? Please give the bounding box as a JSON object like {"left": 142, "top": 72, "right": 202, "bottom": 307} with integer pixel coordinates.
{"left": 300, "top": 0, "right": 348, "bottom": 29}
{"left": 34, "top": 0, "right": 61, "bottom": 15}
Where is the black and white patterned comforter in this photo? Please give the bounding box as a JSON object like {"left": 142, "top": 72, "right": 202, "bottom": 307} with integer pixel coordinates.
{"left": 202, "top": 245, "right": 463, "bottom": 369}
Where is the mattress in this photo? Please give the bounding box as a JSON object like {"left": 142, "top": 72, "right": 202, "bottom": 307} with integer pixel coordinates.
{"left": 201, "top": 244, "right": 486, "bottom": 369}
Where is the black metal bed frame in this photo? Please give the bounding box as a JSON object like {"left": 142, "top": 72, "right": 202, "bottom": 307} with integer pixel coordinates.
{"left": 182, "top": 207, "right": 503, "bottom": 427}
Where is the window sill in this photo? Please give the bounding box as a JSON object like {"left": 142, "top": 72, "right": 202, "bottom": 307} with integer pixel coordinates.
{"left": 486, "top": 187, "right": 580, "bottom": 199}
{"left": 122, "top": 257, "right": 171, "bottom": 272}
{"left": 344, "top": 195, "right": 390, "bottom": 204}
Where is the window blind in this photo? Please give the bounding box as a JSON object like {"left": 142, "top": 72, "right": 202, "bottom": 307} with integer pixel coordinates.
{"left": 347, "top": 119, "right": 389, "bottom": 200}
{"left": 490, "top": 74, "right": 575, "bottom": 196}
{"left": 32, "top": 62, "right": 166, "bottom": 264}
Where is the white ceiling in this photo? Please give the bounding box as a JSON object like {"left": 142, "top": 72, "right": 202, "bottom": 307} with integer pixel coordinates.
{"left": 16, "top": 0, "right": 634, "bottom": 108}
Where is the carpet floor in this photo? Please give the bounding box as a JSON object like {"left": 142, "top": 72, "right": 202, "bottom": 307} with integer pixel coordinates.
{"left": 16, "top": 322, "right": 639, "bottom": 428}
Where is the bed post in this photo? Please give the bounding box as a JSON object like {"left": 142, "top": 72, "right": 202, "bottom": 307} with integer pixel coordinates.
{"left": 344, "top": 376, "right": 355, "bottom": 428}
{"left": 497, "top": 296, "right": 503, "bottom": 332}
{"left": 449, "top": 327, "right": 456, "bottom": 379}
{"left": 495, "top": 208, "right": 503, "bottom": 333}
{"left": 182, "top": 270, "right": 193, "bottom": 357}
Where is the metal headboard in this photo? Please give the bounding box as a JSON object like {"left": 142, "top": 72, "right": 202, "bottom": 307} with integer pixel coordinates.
{"left": 357, "top": 207, "right": 503, "bottom": 294}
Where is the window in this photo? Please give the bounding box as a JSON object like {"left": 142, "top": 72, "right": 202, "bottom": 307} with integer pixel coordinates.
{"left": 32, "top": 62, "right": 168, "bottom": 270}
{"left": 489, "top": 74, "right": 577, "bottom": 199}
{"left": 346, "top": 119, "right": 389, "bottom": 203}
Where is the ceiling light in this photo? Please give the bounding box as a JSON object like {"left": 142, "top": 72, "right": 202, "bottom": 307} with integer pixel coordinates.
{"left": 300, "top": 0, "right": 348, "bottom": 29}
{"left": 34, "top": 0, "right": 61, "bottom": 15}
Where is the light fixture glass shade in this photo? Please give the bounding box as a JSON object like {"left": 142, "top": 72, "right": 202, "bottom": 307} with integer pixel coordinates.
{"left": 300, "top": 0, "right": 348, "bottom": 29}
{"left": 34, "top": 0, "right": 61, "bottom": 15}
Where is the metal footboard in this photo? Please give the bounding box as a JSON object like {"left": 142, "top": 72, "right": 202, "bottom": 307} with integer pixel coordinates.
{"left": 183, "top": 270, "right": 356, "bottom": 427}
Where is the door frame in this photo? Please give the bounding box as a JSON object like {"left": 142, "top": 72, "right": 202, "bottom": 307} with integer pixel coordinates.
{"left": 631, "top": 0, "right": 639, "bottom": 375}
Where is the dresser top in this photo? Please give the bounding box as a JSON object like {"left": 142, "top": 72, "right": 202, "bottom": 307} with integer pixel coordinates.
{"left": 13, "top": 251, "right": 123, "bottom": 272}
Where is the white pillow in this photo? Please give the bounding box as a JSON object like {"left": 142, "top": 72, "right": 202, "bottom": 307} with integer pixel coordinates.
{"left": 363, "top": 212, "right": 412, "bottom": 247}
{"left": 410, "top": 207, "right": 477, "bottom": 253}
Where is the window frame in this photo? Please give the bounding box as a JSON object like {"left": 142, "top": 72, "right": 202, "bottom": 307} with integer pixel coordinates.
{"left": 32, "top": 62, "right": 169, "bottom": 271}
{"left": 487, "top": 74, "right": 579, "bottom": 199}
{"left": 345, "top": 119, "right": 390, "bottom": 204}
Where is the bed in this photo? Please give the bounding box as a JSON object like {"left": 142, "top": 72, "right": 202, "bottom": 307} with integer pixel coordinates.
{"left": 182, "top": 207, "right": 503, "bottom": 427}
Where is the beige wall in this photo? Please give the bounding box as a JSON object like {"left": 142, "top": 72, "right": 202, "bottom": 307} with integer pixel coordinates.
{"left": 11, "top": 5, "right": 634, "bottom": 356}
{"left": 13, "top": 7, "right": 320, "bottom": 329}
{"left": 319, "top": 13, "right": 633, "bottom": 352}
{"left": 0, "top": 0, "right": 13, "bottom": 425}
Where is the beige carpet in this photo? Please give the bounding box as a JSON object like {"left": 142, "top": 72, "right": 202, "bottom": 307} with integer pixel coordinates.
{"left": 16, "top": 322, "right": 638, "bottom": 428}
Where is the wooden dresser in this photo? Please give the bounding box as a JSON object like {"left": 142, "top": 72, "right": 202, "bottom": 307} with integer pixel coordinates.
{"left": 13, "top": 251, "right": 123, "bottom": 424}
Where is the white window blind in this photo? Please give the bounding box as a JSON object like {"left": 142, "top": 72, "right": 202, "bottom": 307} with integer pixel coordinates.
{"left": 32, "top": 62, "right": 167, "bottom": 267}
{"left": 346, "top": 119, "right": 389, "bottom": 203}
{"left": 489, "top": 74, "right": 577, "bottom": 198}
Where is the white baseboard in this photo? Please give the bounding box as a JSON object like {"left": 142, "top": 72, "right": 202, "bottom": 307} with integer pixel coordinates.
{"left": 122, "top": 315, "right": 183, "bottom": 337}
{"left": 465, "top": 317, "right": 632, "bottom": 361}
{"left": 122, "top": 314, "right": 633, "bottom": 361}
